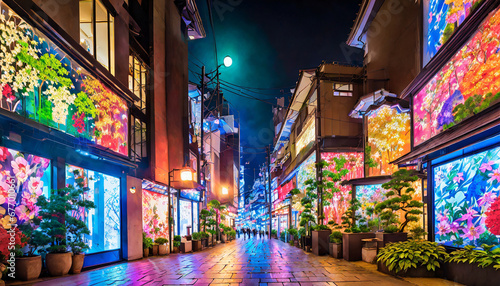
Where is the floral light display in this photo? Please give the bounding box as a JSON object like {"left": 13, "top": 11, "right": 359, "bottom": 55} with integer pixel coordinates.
{"left": 415, "top": 6, "right": 500, "bottom": 146}
{"left": 367, "top": 105, "right": 410, "bottom": 176}
{"left": 142, "top": 190, "right": 169, "bottom": 241}
{"left": 322, "top": 152, "right": 364, "bottom": 224}
{"left": 434, "top": 145, "right": 500, "bottom": 247}
{"left": 0, "top": 3, "right": 128, "bottom": 155}
{"left": 66, "top": 165, "right": 121, "bottom": 253}
{"left": 0, "top": 146, "right": 50, "bottom": 230}
{"left": 424, "top": 0, "right": 482, "bottom": 65}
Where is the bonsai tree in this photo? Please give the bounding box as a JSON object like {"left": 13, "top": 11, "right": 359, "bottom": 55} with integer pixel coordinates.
{"left": 18, "top": 221, "right": 50, "bottom": 257}
{"left": 192, "top": 232, "right": 201, "bottom": 241}
{"left": 173, "top": 235, "right": 181, "bottom": 249}
{"left": 208, "top": 200, "right": 226, "bottom": 241}
{"left": 341, "top": 197, "right": 370, "bottom": 233}
{"left": 154, "top": 237, "right": 168, "bottom": 245}
{"left": 329, "top": 231, "right": 342, "bottom": 244}
{"left": 35, "top": 171, "right": 96, "bottom": 253}
{"left": 375, "top": 169, "right": 423, "bottom": 233}
{"left": 289, "top": 228, "right": 298, "bottom": 241}
{"left": 143, "top": 232, "right": 153, "bottom": 249}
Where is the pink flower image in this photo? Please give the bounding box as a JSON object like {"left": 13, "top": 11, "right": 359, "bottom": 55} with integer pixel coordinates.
{"left": 14, "top": 205, "right": 30, "bottom": 222}
{"left": 488, "top": 168, "right": 500, "bottom": 184}
{"left": 479, "top": 161, "right": 494, "bottom": 173}
{"left": 0, "top": 147, "right": 8, "bottom": 162}
{"left": 450, "top": 221, "right": 461, "bottom": 233}
{"left": 460, "top": 219, "right": 485, "bottom": 241}
{"left": 437, "top": 210, "right": 449, "bottom": 222}
{"left": 453, "top": 172, "right": 464, "bottom": 183}
{"left": 11, "top": 156, "right": 32, "bottom": 183}
{"left": 28, "top": 177, "right": 43, "bottom": 196}
{"left": 478, "top": 191, "right": 498, "bottom": 207}
{"left": 457, "top": 207, "right": 478, "bottom": 222}
{"left": 437, "top": 220, "right": 451, "bottom": 235}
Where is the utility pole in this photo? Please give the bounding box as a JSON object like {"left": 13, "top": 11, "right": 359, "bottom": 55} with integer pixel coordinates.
{"left": 266, "top": 146, "right": 272, "bottom": 239}
{"left": 315, "top": 70, "right": 323, "bottom": 225}
{"left": 200, "top": 66, "right": 207, "bottom": 208}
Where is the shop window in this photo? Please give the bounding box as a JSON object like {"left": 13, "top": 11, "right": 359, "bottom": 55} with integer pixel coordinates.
{"left": 143, "top": 190, "right": 169, "bottom": 241}
{"left": 434, "top": 145, "right": 500, "bottom": 248}
{"left": 333, "top": 83, "right": 353, "bottom": 97}
{"left": 131, "top": 116, "right": 147, "bottom": 162}
{"left": 129, "top": 52, "right": 149, "bottom": 114}
{"left": 179, "top": 200, "right": 192, "bottom": 237}
{"left": 0, "top": 147, "right": 51, "bottom": 227}
{"left": 193, "top": 202, "right": 199, "bottom": 233}
{"left": 66, "top": 165, "right": 121, "bottom": 253}
{"left": 79, "top": 0, "right": 115, "bottom": 74}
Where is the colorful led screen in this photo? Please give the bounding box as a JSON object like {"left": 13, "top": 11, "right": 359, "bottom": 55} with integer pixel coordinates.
{"left": 415, "top": 6, "right": 500, "bottom": 146}
{"left": 434, "top": 145, "right": 500, "bottom": 248}
{"left": 367, "top": 105, "right": 410, "bottom": 176}
{"left": 0, "top": 3, "right": 128, "bottom": 155}
{"left": 66, "top": 165, "right": 121, "bottom": 253}
{"left": 0, "top": 147, "right": 51, "bottom": 229}
{"left": 180, "top": 189, "right": 201, "bottom": 201}
{"left": 322, "top": 152, "right": 364, "bottom": 225}
{"left": 423, "top": 0, "right": 482, "bottom": 65}
{"left": 143, "top": 190, "right": 169, "bottom": 241}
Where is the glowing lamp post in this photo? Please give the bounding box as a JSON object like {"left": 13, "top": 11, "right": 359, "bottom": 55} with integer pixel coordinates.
{"left": 223, "top": 56, "right": 232, "bottom": 67}
{"left": 222, "top": 187, "right": 228, "bottom": 195}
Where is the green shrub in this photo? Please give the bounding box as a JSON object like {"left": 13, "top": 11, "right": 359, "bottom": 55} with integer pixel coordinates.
{"left": 174, "top": 235, "right": 181, "bottom": 242}
{"left": 329, "top": 231, "right": 342, "bottom": 243}
{"left": 200, "top": 231, "right": 209, "bottom": 239}
{"left": 316, "top": 224, "right": 329, "bottom": 230}
{"left": 154, "top": 237, "right": 168, "bottom": 245}
{"left": 377, "top": 240, "right": 448, "bottom": 274}
{"left": 447, "top": 244, "right": 500, "bottom": 269}
{"left": 143, "top": 232, "right": 153, "bottom": 249}
{"left": 289, "top": 228, "right": 298, "bottom": 239}
{"left": 173, "top": 241, "right": 181, "bottom": 248}
{"left": 271, "top": 229, "right": 277, "bottom": 236}
{"left": 192, "top": 232, "right": 201, "bottom": 241}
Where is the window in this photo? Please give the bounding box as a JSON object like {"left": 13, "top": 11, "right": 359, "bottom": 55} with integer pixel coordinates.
{"left": 66, "top": 165, "right": 121, "bottom": 253}
{"left": 79, "top": 0, "right": 115, "bottom": 74}
{"left": 333, "top": 83, "right": 353, "bottom": 97}
{"left": 129, "top": 52, "right": 149, "bottom": 114}
{"left": 131, "top": 116, "right": 147, "bottom": 162}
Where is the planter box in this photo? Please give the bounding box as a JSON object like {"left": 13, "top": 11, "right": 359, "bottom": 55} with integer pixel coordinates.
{"left": 221, "top": 234, "right": 227, "bottom": 243}
{"left": 152, "top": 245, "right": 159, "bottom": 255}
{"left": 15, "top": 255, "right": 42, "bottom": 281}
{"left": 192, "top": 240, "right": 202, "bottom": 252}
{"left": 375, "top": 232, "right": 407, "bottom": 248}
{"left": 444, "top": 261, "right": 500, "bottom": 286}
{"left": 362, "top": 247, "right": 377, "bottom": 264}
{"left": 294, "top": 240, "right": 299, "bottom": 247}
{"left": 159, "top": 245, "right": 169, "bottom": 255}
{"left": 378, "top": 260, "right": 436, "bottom": 278}
{"left": 201, "top": 238, "right": 208, "bottom": 248}
{"left": 342, "top": 232, "right": 375, "bottom": 261}
{"left": 312, "top": 230, "right": 331, "bottom": 256}
{"left": 302, "top": 235, "right": 312, "bottom": 250}
{"left": 329, "top": 243, "right": 342, "bottom": 259}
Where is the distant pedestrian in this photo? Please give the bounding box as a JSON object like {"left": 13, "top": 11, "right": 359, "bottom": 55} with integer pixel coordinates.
{"left": 253, "top": 229, "right": 257, "bottom": 237}
{"left": 242, "top": 228, "right": 246, "bottom": 239}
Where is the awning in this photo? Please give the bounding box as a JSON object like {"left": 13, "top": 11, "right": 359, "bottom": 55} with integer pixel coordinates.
{"left": 342, "top": 175, "right": 392, "bottom": 186}
{"left": 349, "top": 89, "right": 399, "bottom": 118}
{"left": 393, "top": 102, "right": 500, "bottom": 164}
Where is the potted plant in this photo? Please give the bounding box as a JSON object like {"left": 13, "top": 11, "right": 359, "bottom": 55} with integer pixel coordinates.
{"left": 35, "top": 180, "right": 94, "bottom": 277}
{"left": 341, "top": 198, "right": 374, "bottom": 261}
{"left": 173, "top": 235, "right": 181, "bottom": 253}
{"left": 191, "top": 232, "right": 202, "bottom": 252}
{"left": 271, "top": 229, "right": 278, "bottom": 239}
{"left": 4, "top": 226, "right": 44, "bottom": 281}
{"left": 220, "top": 223, "right": 227, "bottom": 243}
{"left": 377, "top": 240, "right": 448, "bottom": 277}
{"left": 289, "top": 228, "right": 299, "bottom": 247}
{"left": 445, "top": 244, "right": 500, "bottom": 286}
{"left": 143, "top": 232, "right": 153, "bottom": 257}
{"left": 280, "top": 228, "right": 287, "bottom": 242}
{"left": 155, "top": 238, "right": 169, "bottom": 255}
{"left": 374, "top": 169, "right": 423, "bottom": 246}
{"left": 298, "top": 227, "right": 306, "bottom": 248}
{"left": 329, "top": 231, "right": 343, "bottom": 259}
{"left": 208, "top": 200, "right": 226, "bottom": 242}
{"left": 199, "top": 209, "right": 213, "bottom": 247}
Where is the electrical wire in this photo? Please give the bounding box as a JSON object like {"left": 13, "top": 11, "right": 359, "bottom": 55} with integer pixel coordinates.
{"left": 220, "top": 83, "right": 277, "bottom": 106}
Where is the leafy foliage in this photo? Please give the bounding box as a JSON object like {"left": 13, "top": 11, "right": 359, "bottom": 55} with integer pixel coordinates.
{"left": 192, "top": 232, "right": 202, "bottom": 241}
{"left": 377, "top": 240, "right": 449, "bottom": 274}
{"left": 154, "top": 237, "right": 168, "bottom": 245}
{"left": 143, "top": 232, "right": 153, "bottom": 249}
{"left": 448, "top": 244, "right": 500, "bottom": 270}
{"left": 375, "top": 169, "right": 423, "bottom": 232}
{"left": 340, "top": 198, "right": 369, "bottom": 233}
{"left": 329, "top": 231, "right": 342, "bottom": 243}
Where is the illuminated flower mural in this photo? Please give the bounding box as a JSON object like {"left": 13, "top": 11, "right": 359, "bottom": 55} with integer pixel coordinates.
{"left": 0, "top": 147, "right": 51, "bottom": 230}
{"left": 367, "top": 105, "right": 410, "bottom": 176}
{"left": 434, "top": 145, "right": 500, "bottom": 247}
{"left": 415, "top": 6, "right": 500, "bottom": 146}
{"left": 424, "top": 0, "right": 482, "bottom": 65}
{"left": 0, "top": 3, "right": 128, "bottom": 155}
{"left": 143, "top": 190, "right": 170, "bottom": 241}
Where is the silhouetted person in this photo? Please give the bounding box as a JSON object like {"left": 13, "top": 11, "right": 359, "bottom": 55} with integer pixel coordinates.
{"left": 253, "top": 229, "right": 257, "bottom": 237}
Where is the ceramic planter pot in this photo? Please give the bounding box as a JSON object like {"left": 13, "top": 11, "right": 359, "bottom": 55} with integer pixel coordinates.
{"left": 143, "top": 248, "right": 149, "bottom": 257}
{"left": 378, "top": 260, "right": 437, "bottom": 277}
{"left": 312, "top": 230, "right": 331, "bottom": 256}
{"left": 46, "top": 252, "right": 72, "bottom": 276}
{"left": 15, "top": 255, "right": 42, "bottom": 281}
{"left": 342, "top": 232, "right": 375, "bottom": 261}
{"left": 444, "top": 262, "right": 500, "bottom": 286}
{"left": 192, "top": 240, "right": 202, "bottom": 252}
{"left": 152, "top": 245, "right": 159, "bottom": 255}
{"left": 375, "top": 232, "right": 407, "bottom": 247}
{"left": 173, "top": 246, "right": 179, "bottom": 253}
{"left": 202, "top": 238, "right": 208, "bottom": 248}
{"left": 329, "top": 243, "right": 342, "bottom": 259}
{"left": 70, "top": 253, "right": 85, "bottom": 274}
{"left": 159, "top": 244, "right": 168, "bottom": 255}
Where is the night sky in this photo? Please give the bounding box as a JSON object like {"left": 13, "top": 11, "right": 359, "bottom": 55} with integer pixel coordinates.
{"left": 188, "top": 0, "right": 363, "bottom": 194}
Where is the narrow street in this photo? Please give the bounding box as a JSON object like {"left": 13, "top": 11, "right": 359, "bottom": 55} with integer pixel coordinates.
{"left": 26, "top": 238, "right": 414, "bottom": 286}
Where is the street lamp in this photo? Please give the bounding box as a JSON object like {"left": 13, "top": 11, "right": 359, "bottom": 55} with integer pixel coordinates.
{"left": 223, "top": 55, "right": 232, "bottom": 67}
{"left": 222, "top": 187, "right": 228, "bottom": 195}
{"left": 167, "top": 167, "right": 197, "bottom": 252}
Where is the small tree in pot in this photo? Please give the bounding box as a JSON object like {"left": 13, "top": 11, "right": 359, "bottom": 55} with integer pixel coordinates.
{"left": 155, "top": 238, "right": 168, "bottom": 255}
{"left": 289, "top": 228, "right": 299, "bottom": 247}
{"left": 329, "top": 231, "right": 343, "bottom": 259}
{"left": 143, "top": 232, "right": 153, "bottom": 257}
{"left": 208, "top": 200, "right": 226, "bottom": 242}
{"left": 375, "top": 169, "right": 423, "bottom": 246}
{"left": 341, "top": 198, "right": 374, "bottom": 261}
{"left": 173, "top": 235, "right": 181, "bottom": 253}
{"left": 191, "top": 232, "right": 202, "bottom": 252}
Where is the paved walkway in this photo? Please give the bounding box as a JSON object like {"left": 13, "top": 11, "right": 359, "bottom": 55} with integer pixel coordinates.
{"left": 18, "top": 238, "right": 430, "bottom": 286}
